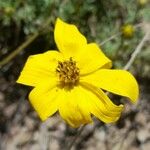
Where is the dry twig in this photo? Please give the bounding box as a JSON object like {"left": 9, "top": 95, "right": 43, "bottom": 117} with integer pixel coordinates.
{"left": 66, "top": 125, "right": 85, "bottom": 150}
{"left": 124, "top": 31, "right": 150, "bottom": 70}
{"left": 39, "top": 122, "right": 49, "bottom": 150}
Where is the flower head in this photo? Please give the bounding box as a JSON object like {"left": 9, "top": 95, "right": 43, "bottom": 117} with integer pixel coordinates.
{"left": 138, "top": 0, "right": 148, "bottom": 6}
{"left": 17, "top": 18, "right": 139, "bottom": 128}
{"left": 122, "top": 24, "right": 135, "bottom": 38}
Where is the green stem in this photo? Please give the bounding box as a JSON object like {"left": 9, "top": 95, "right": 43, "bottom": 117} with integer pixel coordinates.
{"left": 0, "top": 17, "right": 52, "bottom": 68}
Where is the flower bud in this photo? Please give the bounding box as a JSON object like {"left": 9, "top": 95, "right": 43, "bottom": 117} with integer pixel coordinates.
{"left": 121, "top": 24, "right": 134, "bottom": 38}
{"left": 137, "top": 0, "right": 148, "bottom": 6}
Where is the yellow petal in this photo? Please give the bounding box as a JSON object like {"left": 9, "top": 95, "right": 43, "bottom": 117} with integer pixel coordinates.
{"left": 59, "top": 84, "right": 123, "bottom": 127}
{"left": 79, "top": 83, "right": 123, "bottom": 123}
{"left": 58, "top": 86, "right": 92, "bottom": 128}
{"left": 76, "top": 43, "right": 112, "bottom": 75}
{"left": 29, "top": 78, "right": 59, "bottom": 121}
{"left": 81, "top": 69, "right": 139, "bottom": 103}
{"left": 54, "top": 18, "right": 87, "bottom": 58}
{"left": 81, "top": 82, "right": 124, "bottom": 112}
{"left": 17, "top": 50, "right": 63, "bottom": 87}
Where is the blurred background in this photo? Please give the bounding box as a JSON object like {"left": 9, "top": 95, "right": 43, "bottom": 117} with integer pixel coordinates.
{"left": 0, "top": 0, "right": 150, "bottom": 150}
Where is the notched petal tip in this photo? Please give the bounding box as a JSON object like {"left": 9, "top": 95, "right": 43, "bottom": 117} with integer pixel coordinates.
{"left": 54, "top": 17, "right": 87, "bottom": 58}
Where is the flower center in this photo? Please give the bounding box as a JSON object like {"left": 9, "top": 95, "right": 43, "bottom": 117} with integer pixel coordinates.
{"left": 56, "top": 57, "right": 80, "bottom": 87}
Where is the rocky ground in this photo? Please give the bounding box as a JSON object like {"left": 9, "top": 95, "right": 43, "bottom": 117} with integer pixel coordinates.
{"left": 0, "top": 69, "right": 150, "bottom": 150}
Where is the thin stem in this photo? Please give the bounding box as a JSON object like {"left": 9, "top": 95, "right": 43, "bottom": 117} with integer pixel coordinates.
{"left": 0, "top": 32, "right": 39, "bottom": 67}
{"left": 66, "top": 125, "right": 85, "bottom": 150}
{"left": 39, "top": 122, "right": 49, "bottom": 150}
{"left": 99, "top": 23, "right": 143, "bottom": 46}
{"left": 100, "top": 32, "right": 121, "bottom": 46}
{"left": 0, "top": 17, "right": 52, "bottom": 68}
{"left": 123, "top": 31, "right": 150, "bottom": 70}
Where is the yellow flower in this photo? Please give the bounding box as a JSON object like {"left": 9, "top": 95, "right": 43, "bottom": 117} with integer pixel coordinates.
{"left": 17, "top": 18, "right": 139, "bottom": 128}
{"left": 4, "top": 7, "right": 15, "bottom": 15}
{"left": 138, "top": 0, "right": 148, "bottom": 6}
{"left": 122, "top": 24, "right": 135, "bottom": 38}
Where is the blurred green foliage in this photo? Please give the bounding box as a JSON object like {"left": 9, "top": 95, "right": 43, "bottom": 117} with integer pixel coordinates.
{"left": 0, "top": 0, "right": 150, "bottom": 77}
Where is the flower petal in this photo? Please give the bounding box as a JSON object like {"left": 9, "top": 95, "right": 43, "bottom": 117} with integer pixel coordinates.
{"left": 29, "top": 78, "right": 59, "bottom": 121}
{"left": 80, "top": 82, "right": 123, "bottom": 112}
{"left": 17, "top": 50, "right": 63, "bottom": 87}
{"left": 54, "top": 18, "right": 87, "bottom": 58}
{"left": 81, "top": 69, "right": 139, "bottom": 103}
{"left": 80, "top": 83, "right": 123, "bottom": 123}
{"left": 76, "top": 43, "right": 112, "bottom": 75}
{"left": 59, "top": 84, "right": 123, "bottom": 127}
{"left": 58, "top": 86, "right": 92, "bottom": 128}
